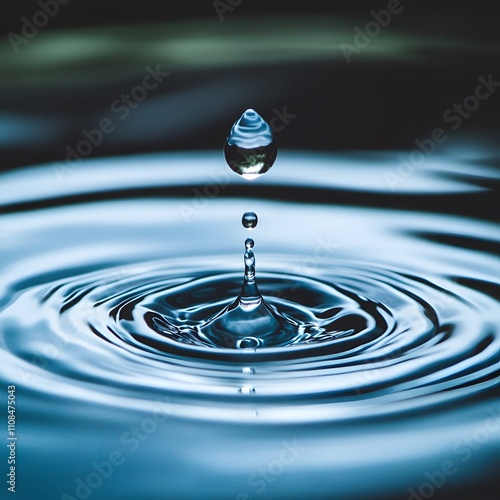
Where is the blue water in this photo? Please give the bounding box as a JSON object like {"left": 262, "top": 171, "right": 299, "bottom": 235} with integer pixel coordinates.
{"left": 0, "top": 149, "right": 499, "bottom": 499}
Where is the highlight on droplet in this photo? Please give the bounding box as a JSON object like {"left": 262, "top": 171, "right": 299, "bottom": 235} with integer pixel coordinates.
{"left": 239, "top": 385, "right": 256, "bottom": 394}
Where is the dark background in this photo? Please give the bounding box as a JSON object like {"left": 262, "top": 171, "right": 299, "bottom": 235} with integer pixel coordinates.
{"left": 1, "top": 3, "right": 499, "bottom": 500}
{"left": 1, "top": 0, "right": 499, "bottom": 171}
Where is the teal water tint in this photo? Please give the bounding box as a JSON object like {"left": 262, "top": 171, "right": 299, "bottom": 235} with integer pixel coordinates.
{"left": 0, "top": 151, "right": 498, "bottom": 500}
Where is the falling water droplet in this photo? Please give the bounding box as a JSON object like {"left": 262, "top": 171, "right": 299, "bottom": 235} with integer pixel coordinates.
{"left": 239, "top": 385, "right": 256, "bottom": 395}
{"left": 242, "top": 211, "right": 258, "bottom": 230}
{"left": 224, "top": 109, "right": 277, "bottom": 180}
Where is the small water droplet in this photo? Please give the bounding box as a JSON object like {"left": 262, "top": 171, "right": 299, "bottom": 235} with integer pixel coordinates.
{"left": 240, "top": 385, "right": 255, "bottom": 394}
{"left": 245, "top": 238, "right": 254, "bottom": 250}
{"left": 224, "top": 109, "right": 277, "bottom": 180}
{"left": 236, "top": 336, "right": 261, "bottom": 349}
{"left": 242, "top": 367, "right": 256, "bottom": 374}
{"left": 242, "top": 211, "right": 258, "bottom": 230}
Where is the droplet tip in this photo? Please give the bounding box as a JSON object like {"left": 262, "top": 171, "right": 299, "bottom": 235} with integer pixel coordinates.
{"left": 241, "top": 173, "right": 261, "bottom": 181}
